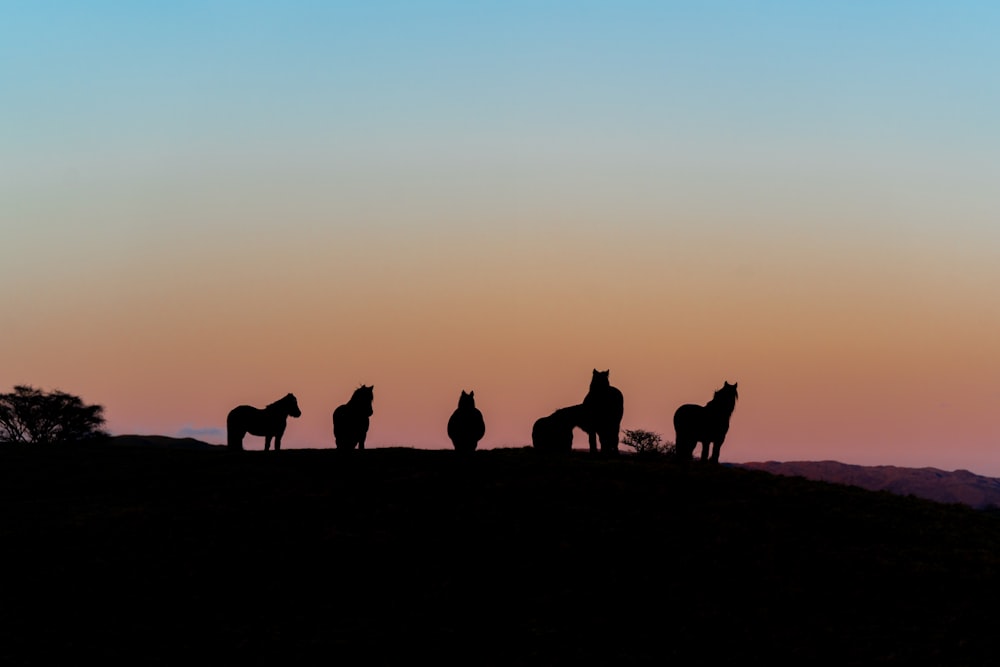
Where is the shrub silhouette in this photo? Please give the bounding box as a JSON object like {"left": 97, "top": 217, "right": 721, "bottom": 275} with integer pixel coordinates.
{"left": 579, "top": 370, "right": 624, "bottom": 454}
{"left": 621, "top": 429, "right": 674, "bottom": 457}
{"left": 226, "top": 393, "right": 301, "bottom": 451}
{"left": 0, "top": 385, "right": 107, "bottom": 445}
{"left": 447, "top": 390, "right": 485, "bottom": 452}
{"left": 333, "top": 385, "right": 374, "bottom": 450}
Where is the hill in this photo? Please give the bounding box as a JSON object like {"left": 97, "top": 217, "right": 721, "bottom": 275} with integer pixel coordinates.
{"left": 1, "top": 445, "right": 999, "bottom": 665}
{"left": 105, "top": 433, "right": 223, "bottom": 451}
{"left": 738, "top": 460, "right": 1000, "bottom": 509}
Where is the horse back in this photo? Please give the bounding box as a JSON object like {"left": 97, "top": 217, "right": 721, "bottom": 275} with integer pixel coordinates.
{"left": 448, "top": 406, "right": 485, "bottom": 441}
{"left": 532, "top": 411, "right": 574, "bottom": 452}
{"left": 673, "top": 403, "right": 703, "bottom": 430}
{"left": 674, "top": 403, "right": 729, "bottom": 439}
{"left": 231, "top": 405, "right": 285, "bottom": 437}
{"left": 333, "top": 403, "right": 370, "bottom": 437}
{"left": 227, "top": 405, "right": 256, "bottom": 428}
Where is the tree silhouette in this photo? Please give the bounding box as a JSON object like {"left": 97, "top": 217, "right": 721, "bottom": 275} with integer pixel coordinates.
{"left": 0, "top": 385, "right": 107, "bottom": 445}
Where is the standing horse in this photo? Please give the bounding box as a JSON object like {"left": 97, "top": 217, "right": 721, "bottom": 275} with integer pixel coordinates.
{"left": 332, "top": 385, "right": 374, "bottom": 450}
{"left": 673, "top": 381, "right": 738, "bottom": 463}
{"left": 227, "top": 393, "right": 301, "bottom": 451}
{"left": 580, "top": 369, "right": 624, "bottom": 454}
{"left": 447, "top": 390, "right": 486, "bottom": 452}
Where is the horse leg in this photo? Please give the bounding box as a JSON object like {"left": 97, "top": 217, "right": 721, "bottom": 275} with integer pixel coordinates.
{"left": 560, "top": 426, "right": 574, "bottom": 453}
{"left": 358, "top": 432, "right": 366, "bottom": 450}
{"left": 710, "top": 437, "right": 724, "bottom": 463}
{"left": 265, "top": 435, "right": 272, "bottom": 451}
{"left": 274, "top": 435, "right": 281, "bottom": 451}
{"left": 587, "top": 429, "right": 598, "bottom": 453}
{"left": 228, "top": 429, "right": 244, "bottom": 451}
{"left": 700, "top": 440, "right": 710, "bottom": 462}
{"left": 599, "top": 428, "right": 619, "bottom": 455}
{"left": 674, "top": 433, "right": 690, "bottom": 461}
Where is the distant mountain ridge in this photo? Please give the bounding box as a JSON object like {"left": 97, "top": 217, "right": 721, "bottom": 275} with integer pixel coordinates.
{"left": 737, "top": 460, "right": 1000, "bottom": 509}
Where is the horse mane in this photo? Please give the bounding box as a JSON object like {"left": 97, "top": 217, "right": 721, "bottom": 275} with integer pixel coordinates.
{"left": 346, "top": 386, "right": 374, "bottom": 416}
{"left": 350, "top": 385, "right": 373, "bottom": 403}
{"left": 267, "top": 393, "right": 295, "bottom": 410}
{"left": 707, "top": 383, "right": 738, "bottom": 415}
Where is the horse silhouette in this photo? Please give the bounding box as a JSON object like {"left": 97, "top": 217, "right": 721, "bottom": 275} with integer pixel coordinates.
{"left": 531, "top": 404, "right": 585, "bottom": 453}
{"left": 226, "top": 393, "right": 301, "bottom": 451}
{"left": 333, "top": 385, "right": 374, "bottom": 450}
{"left": 673, "top": 381, "right": 739, "bottom": 463}
{"left": 579, "top": 369, "right": 624, "bottom": 454}
{"left": 447, "top": 390, "right": 486, "bottom": 452}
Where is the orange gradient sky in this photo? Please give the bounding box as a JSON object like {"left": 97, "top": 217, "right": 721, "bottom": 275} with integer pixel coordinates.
{"left": 3, "top": 3, "right": 999, "bottom": 473}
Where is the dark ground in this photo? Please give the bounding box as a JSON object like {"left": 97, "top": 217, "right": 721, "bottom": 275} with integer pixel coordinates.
{"left": 2, "top": 445, "right": 999, "bottom": 665}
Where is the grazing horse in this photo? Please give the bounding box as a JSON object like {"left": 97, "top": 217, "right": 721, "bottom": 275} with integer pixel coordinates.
{"left": 580, "top": 369, "right": 624, "bottom": 454}
{"left": 447, "top": 390, "right": 486, "bottom": 452}
{"left": 333, "top": 385, "right": 374, "bottom": 450}
{"left": 531, "top": 404, "right": 585, "bottom": 453}
{"left": 226, "top": 393, "right": 301, "bottom": 451}
{"left": 673, "top": 381, "right": 739, "bottom": 463}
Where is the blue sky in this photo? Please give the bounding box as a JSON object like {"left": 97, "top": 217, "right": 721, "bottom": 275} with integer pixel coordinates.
{"left": 6, "top": 2, "right": 998, "bottom": 154}
{"left": 3, "top": 1, "right": 1000, "bottom": 472}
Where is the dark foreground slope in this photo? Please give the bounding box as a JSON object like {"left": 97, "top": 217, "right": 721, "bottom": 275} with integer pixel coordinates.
{"left": 2, "top": 446, "right": 999, "bottom": 665}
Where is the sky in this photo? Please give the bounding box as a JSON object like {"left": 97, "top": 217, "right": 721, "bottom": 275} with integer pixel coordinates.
{"left": 3, "top": 2, "right": 999, "bottom": 473}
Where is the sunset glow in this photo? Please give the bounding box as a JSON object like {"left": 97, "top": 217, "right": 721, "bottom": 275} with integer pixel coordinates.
{"left": 3, "top": 3, "right": 998, "bottom": 473}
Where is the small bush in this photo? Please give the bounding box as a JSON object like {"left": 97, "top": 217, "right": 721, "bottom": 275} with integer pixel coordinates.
{"left": 621, "top": 429, "right": 674, "bottom": 457}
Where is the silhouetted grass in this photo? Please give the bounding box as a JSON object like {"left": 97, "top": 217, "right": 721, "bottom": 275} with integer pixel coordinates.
{"left": 1, "top": 445, "right": 998, "bottom": 665}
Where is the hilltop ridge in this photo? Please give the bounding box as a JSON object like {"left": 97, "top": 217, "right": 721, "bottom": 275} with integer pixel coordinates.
{"left": 106, "top": 435, "right": 1000, "bottom": 509}
{"left": 2, "top": 445, "right": 999, "bottom": 664}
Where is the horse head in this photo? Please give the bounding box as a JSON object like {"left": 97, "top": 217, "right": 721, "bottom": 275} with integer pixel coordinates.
{"left": 281, "top": 393, "right": 302, "bottom": 418}
{"left": 590, "top": 369, "right": 611, "bottom": 390}
{"left": 458, "top": 390, "right": 476, "bottom": 409}
{"left": 351, "top": 385, "right": 374, "bottom": 416}
{"left": 712, "top": 382, "right": 738, "bottom": 411}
